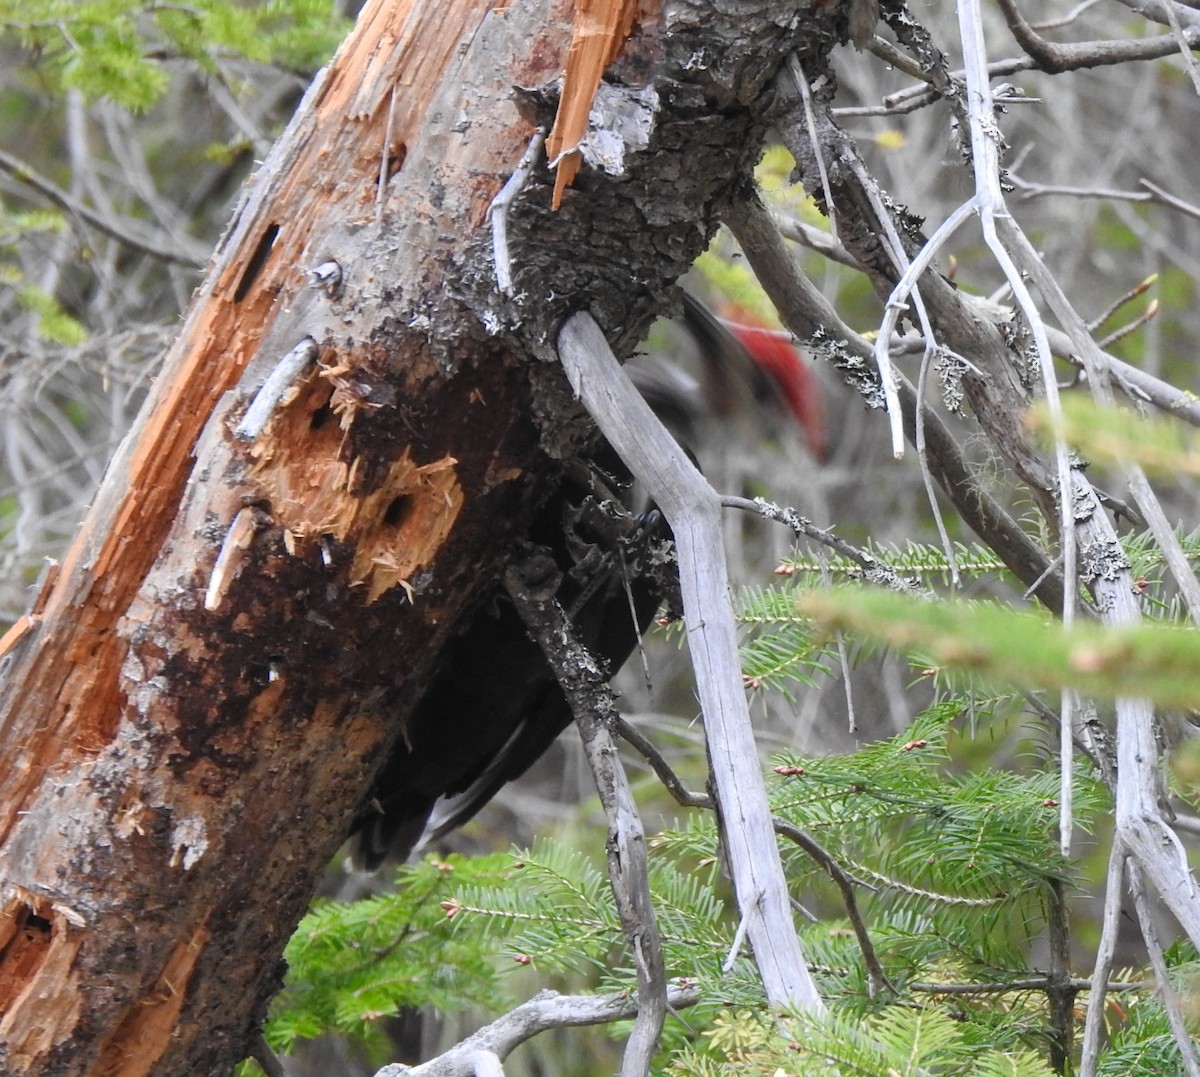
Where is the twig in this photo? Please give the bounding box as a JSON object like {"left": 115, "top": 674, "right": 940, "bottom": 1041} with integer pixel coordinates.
{"left": 557, "top": 312, "right": 823, "bottom": 1013}
{"left": 375, "top": 86, "right": 398, "bottom": 226}
{"left": 488, "top": 127, "right": 546, "bottom": 296}
{"left": 909, "top": 975, "right": 1147, "bottom": 995}
{"left": 1094, "top": 303, "right": 1158, "bottom": 351}
{"left": 1080, "top": 842, "right": 1125, "bottom": 1076}
{"left": 786, "top": 55, "right": 838, "bottom": 245}
{"left": 250, "top": 1034, "right": 286, "bottom": 1077}
{"left": 996, "top": 0, "right": 1200, "bottom": 73}
{"left": 1139, "top": 177, "right": 1200, "bottom": 223}
{"left": 818, "top": 553, "right": 858, "bottom": 734}
{"left": 1031, "top": 0, "right": 1105, "bottom": 31}
{"left": 1009, "top": 172, "right": 1154, "bottom": 206}
{"left": 719, "top": 494, "right": 925, "bottom": 595}
{"left": 837, "top": 57, "right": 1032, "bottom": 118}
{"left": 865, "top": 36, "right": 932, "bottom": 82}
{"left": 0, "top": 146, "right": 209, "bottom": 266}
{"left": 1009, "top": 170, "right": 1200, "bottom": 225}
{"left": 858, "top": 1, "right": 1200, "bottom": 119}
{"left": 504, "top": 554, "right": 666, "bottom": 1077}
{"left": 722, "top": 893, "right": 759, "bottom": 972}
{"left": 849, "top": 156, "right": 925, "bottom": 459}
{"left": 1112, "top": 0, "right": 1200, "bottom": 33}
{"left": 1045, "top": 879, "right": 1076, "bottom": 1073}
{"left": 769, "top": 815, "right": 896, "bottom": 997}
{"left": 1128, "top": 860, "right": 1200, "bottom": 1077}
{"left": 1088, "top": 274, "right": 1157, "bottom": 333}
{"left": 1168, "top": 812, "right": 1200, "bottom": 835}
{"left": 234, "top": 338, "right": 319, "bottom": 441}
{"left": 372, "top": 985, "right": 702, "bottom": 1077}
{"left": 957, "top": 0, "right": 1080, "bottom": 857}
{"left": 613, "top": 717, "right": 708, "bottom": 808}
{"left": 1040, "top": 324, "right": 1200, "bottom": 427}
{"left": 771, "top": 211, "right": 859, "bottom": 269}
{"left": 915, "top": 342, "right": 961, "bottom": 589}
{"left": 1161, "top": 0, "right": 1200, "bottom": 93}
{"left": 874, "top": 197, "right": 978, "bottom": 381}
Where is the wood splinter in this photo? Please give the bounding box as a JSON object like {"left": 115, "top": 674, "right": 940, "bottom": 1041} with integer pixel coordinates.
{"left": 488, "top": 126, "right": 546, "bottom": 297}
{"left": 204, "top": 508, "right": 260, "bottom": 612}
{"left": 234, "top": 337, "right": 319, "bottom": 442}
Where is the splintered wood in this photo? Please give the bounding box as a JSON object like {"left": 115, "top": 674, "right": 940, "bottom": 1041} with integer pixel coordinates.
{"left": 247, "top": 375, "right": 463, "bottom": 604}
{"left": 546, "top": 0, "right": 639, "bottom": 207}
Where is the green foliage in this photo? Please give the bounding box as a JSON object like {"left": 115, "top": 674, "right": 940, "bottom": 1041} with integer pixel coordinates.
{"left": 266, "top": 853, "right": 513, "bottom": 1058}
{"left": 1028, "top": 396, "right": 1200, "bottom": 479}
{"left": 783, "top": 1007, "right": 1054, "bottom": 1077}
{"left": 1096, "top": 995, "right": 1188, "bottom": 1077}
{"left": 448, "top": 838, "right": 740, "bottom": 992}
{"left": 738, "top": 582, "right": 834, "bottom": 694}
{"left": 779, "top": 538, "right": 1011, "bottom": 587}
{"left": 264, "top": 700, "right": 1124, "bottom": 1071}
{"left": 800, "top": 585, "right": 1200, "bottom": 709}
{"left": 264, "top": 560, "right": 1193, "bottom": 1072}
{"left": 9, "top": 278, "right": 87, "bottom": 345}
{"left": 0, "top": 0, "right": 347, "bottom": 110}
{"left": 0, "top": 209, "right": 86, "bottom": 344}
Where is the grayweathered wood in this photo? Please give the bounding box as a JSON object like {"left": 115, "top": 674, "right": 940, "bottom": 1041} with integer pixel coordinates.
{"left": 558, "top": 311, "right": 823, "bottom": 1012}
{"left": 375, "top": 985, "right": 702, "bottom": 1077}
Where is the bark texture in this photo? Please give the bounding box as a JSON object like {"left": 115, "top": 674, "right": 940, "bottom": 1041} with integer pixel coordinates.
{"left": 0, "top": 1, "right": 852, "bottom": 1073}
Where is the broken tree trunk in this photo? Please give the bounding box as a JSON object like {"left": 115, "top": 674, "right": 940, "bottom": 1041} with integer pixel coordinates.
{"left": 0, "top": 1, "right": 852, "bottom": 1073}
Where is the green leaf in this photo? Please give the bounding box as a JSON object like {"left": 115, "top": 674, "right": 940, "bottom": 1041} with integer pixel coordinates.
{"left": 800, "top": 585, "right": 1200, "bottom": 709}
{"left": 1028, "top": 395, "right": 1200, "bottom": 478}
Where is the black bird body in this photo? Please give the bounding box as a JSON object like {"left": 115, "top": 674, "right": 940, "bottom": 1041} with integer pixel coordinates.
{"left": 351, "top": 464, "right": 669, "bottom": 869}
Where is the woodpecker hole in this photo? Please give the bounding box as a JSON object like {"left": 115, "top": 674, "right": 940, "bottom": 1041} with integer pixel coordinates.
{"left": 233, "top": 223, "right": 280, "bottom": 303}
{"left": 384, "top": 495, "right": 413, "bottom": 528}
{"left": 309, "top": 401, "right": 334, "bottom": 431}
{"left": 386, "top": 143, "right": 407, "bottom": 181}
{"left": 24, "top": 911, "right": 51, "bottom": 935}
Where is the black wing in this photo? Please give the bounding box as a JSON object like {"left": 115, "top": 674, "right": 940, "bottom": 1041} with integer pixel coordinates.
{"left": 350, "top": 482, "right": 669, "bottom": 870}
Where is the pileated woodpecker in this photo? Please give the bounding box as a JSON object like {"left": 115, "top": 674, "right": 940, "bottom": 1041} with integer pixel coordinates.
{"left": 351, "top": 471, "right": 670, "bottom": 870}
{"left": 349, "top": 294, "right": 819, "bottom": 869}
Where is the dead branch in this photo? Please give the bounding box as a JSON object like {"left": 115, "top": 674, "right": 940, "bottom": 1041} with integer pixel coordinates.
{"left": 996, "top": 0, "right": 1200, "bottom": 72}
{"left": 503, "top": 556, "right": 666, "bottom": 1077}
{"left": 557, "top": 311, "right": 823, "bottom": 1013}
{"left": 374, "top": 985, "right": 702, "bottom": 1077}
{"left": 724, "top": 194, "right": 1066, "bottom": 613}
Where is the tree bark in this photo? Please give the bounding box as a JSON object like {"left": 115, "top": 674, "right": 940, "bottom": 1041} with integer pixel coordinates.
{"left": 0, "top": 1, "right": 850, "bottom": 1073}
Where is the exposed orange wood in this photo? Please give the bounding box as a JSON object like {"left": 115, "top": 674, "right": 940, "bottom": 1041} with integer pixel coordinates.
{"left": 0, "top": 615, "right": 32, "bottom": 661}
{"left": 546, "top": 0, "right": 639, "bottom": 207}
{"left": 0, "top": 0, "right": 496, "bottom": 844}
{"left": 0, "top": 1, "right": 555, "bottom": 1070}
{"left": 92, "top": 919, "right": 211, "bottom": 1077}
{"left": 247, "top": 372, "right": 465, "bottom": 604}
{"left": 0, "top": 0, "right": 809, "bottom": 1062}
{"left": 0, "top": 888, "right": 84, "bottom": 1065}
